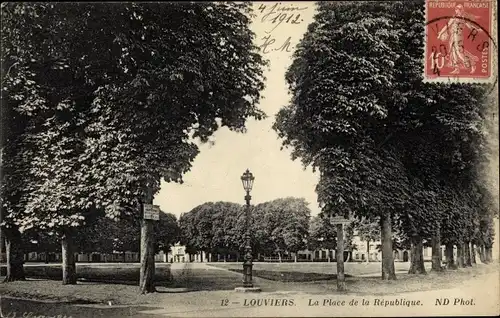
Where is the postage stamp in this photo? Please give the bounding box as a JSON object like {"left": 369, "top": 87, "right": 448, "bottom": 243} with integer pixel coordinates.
{"left": 425, "top": 0, "right": 498, "bottom": 83}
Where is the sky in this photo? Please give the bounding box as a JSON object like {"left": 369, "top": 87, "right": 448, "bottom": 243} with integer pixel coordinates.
{"left": 154, "top": 2, "right": 320, "bottom": 218}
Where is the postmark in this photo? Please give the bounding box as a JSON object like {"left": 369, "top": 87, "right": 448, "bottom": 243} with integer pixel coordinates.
{"left": 424, "top": 0, "right": 497, "bottom": 83}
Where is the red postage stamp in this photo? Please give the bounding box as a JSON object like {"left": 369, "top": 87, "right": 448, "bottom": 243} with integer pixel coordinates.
{"left": 425, "top": 0, "right": 497, "bottom": 82}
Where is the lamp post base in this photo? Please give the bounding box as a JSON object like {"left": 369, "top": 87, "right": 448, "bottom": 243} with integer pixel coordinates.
{"left": 235, "top": 286, "right": 262, "bottom": 293}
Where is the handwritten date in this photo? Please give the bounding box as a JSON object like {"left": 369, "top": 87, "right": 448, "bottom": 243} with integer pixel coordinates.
{"left": 257, "top": 3, "right": 307, "bottom": 34}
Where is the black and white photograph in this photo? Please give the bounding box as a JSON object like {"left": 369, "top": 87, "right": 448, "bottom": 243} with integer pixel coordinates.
{"left": 0, "top": 1, "right": 498, "bottom": 317}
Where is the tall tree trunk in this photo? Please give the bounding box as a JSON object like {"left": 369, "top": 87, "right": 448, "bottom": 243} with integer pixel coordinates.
{"left": 336, "top": 224, "right": 346, "bottom": 291}
{"left": 366, "top": 240, "right": 370, "bottom": 263}
{"left": 139, "top": 187, "right": 156, "bottom": 294}
{"left": 471, "top": 243, "right": 477, "bottom": 265}
{"left": 0, "top": 223, "right": 3, "bottom": 265}
{"left": 478, "top": 245, "right": 486, "bottom": 263}
{"left": 445, "top": 243, "right": 457, "bottom": 269}
{"left": 61, "top": 231, "right": 76, "bottom": 285}
{"left": 464, "top": 242, "right": 472, "bottom": 267}
{"left": 408, "top": 236, "right": 426, "bottom": 274}
{"left": 3, "top": 226, "right": 25, "bottom": 282}
{"left": 278, "top": 251, "right": 282, "bottom": 263}
{"left": 431, "top": 228, "right": 443, "bottom": 271}
{"left": 485, "top": 246, "right": 492, "bottom": 263}
{"left": 456, "top": 243, "right": 465, "bottom": 268}
{"left": 139, "top": 218, "right": 156, "bottom": 293}
{"left": 380, "top": 213, "right": 396, "bottom": 280}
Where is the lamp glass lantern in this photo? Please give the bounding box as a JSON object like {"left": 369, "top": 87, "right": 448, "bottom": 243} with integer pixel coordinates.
{"left": 241, "top": 169, "right": 255, "bottom": 193}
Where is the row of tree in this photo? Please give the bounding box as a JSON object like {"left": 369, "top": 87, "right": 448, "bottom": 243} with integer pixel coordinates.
{"left": 19, "top": 212, "right": 180, "bottom": 260}
{"left": 176, "top": 199, "right": 402, "bottom": 263}
{"left": 178, "top": 198, "right": 311, "bottom": 261}
{"left": 273, "top": 0, "right": 498, "bottom": 279}
{"left": 1, "top": 2, "right": 267, "bottom": 293}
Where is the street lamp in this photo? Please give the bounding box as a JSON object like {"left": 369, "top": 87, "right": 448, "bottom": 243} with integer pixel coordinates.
{"left": 235, "top": 169, "right": 260, "bottom": 292}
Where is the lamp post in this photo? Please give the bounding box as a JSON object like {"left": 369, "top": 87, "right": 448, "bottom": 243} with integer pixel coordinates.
{"left": 235, "top": 169, "right": 261, "bottom": 292}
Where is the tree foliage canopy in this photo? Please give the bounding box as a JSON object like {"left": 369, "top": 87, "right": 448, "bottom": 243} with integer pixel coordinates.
{"left": 273, "top": 0, "right": 496, "bottom": 252}
{"left": 1, "top": 2, "right": 267, "bottom": 233}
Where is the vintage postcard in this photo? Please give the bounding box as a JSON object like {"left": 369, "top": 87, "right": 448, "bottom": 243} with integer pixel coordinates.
{"left": 1, "top": 1, "right": 499, "bottom": 317}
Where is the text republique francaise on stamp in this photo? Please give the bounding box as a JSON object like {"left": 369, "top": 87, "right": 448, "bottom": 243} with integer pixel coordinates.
{"left": 425, "top": 0, "right": 497, "bottom": 83}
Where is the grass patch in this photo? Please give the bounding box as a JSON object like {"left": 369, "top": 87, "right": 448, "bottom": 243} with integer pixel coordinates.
{"left": 208, "top": 261, "right": 419, "bottom": 276}
{"left": 226, "top": 268, "right": 351, "bottom": 282}
{"left": 0, "top": 264, "right": 172, "bottom": 284}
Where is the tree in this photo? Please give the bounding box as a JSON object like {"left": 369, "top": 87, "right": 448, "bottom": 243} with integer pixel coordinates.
{"left": 274, "top": 0, "right": 426, "bottom": 280}
{"left": 2, "top": 2, "right": 267, "bottom": 292}
{"left": 253, "top": 198, "right": 310, "bottom": 262}
{"left": 155, "top": 212, "right": 181, "bottom": 255}
{"left": 179, "top": 202, "right": 244, "bottom": 261}
{"left": 354, "top": 217, "right": 380, "bottom": 263}
{"left": 179, "top": 211, "right": 200, "bottom": 258}
{"left": 75, "top": 211, "right": 179, "bottom": 257}
{"left": 210, "top": 202, "right": 244, "bottom": 261}
{"left": 308, "top": 215, "right": 337, "bottom": 253}
{"left": 1, "top": 2, "right": 45, "bottom": 280}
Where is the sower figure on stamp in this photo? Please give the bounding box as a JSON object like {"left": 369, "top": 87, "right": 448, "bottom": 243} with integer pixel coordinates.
{"left": 437, "top": 4, "right": 482, "bottom": 74}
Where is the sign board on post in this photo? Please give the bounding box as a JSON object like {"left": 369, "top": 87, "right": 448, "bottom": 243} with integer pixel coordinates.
{"left": 330, "top": 216, "right": 352, "bottom": 225}
{"left": 143, "top": 204, "right": 160, "bottom": 221}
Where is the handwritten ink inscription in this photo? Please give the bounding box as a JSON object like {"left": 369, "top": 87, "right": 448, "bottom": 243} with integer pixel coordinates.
{"left": 255, "top": 3, "right": 308, "bottom": 54}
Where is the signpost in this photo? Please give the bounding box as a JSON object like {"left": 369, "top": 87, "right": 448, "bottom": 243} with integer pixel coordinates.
{"left": 143, "top": 204, "right": 160, "bottom": 221}
{"left": 331, "top": 216, "right": 352, "bottom": 291}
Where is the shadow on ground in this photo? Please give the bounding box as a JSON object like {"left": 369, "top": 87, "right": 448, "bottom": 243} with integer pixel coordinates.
{"left": 225, "top": 268, "right": 353, "bottom": 282}
{"left": 168, "top": 267, "right": 244, "bottom": 291}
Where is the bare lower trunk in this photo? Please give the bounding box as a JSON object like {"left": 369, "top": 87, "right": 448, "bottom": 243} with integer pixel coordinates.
{"left": 471, "top": 244, "right": 477, "bottom": 265}
{"left": 366, "top": 240, "right": 370, "bottom": 263}
{"left": 0, "top": 226, "right": 3, "bottom": 264}
{"left": 445, "top": 243, "right": 457, "bottom": 270}
{"left": 3, "top": 226, "right": 25, "bottom": 282}
{"left": 456, "top": 243, "right": 465, "bottom": 268}
{"left": 431, "top": 229, "right": 443, "bottom": 272}
{"left": 336, "top": 224, "right": 346, "bottom": 291}
{"left": 408, "top": 236, "right": 426, "bottom": 274}
{"left": 61, "top": 232, "right": 77, "bottom": 285}
{"left": 278, "top": 251, "right": 282, "bottom": 263}
{"left": 464, "top": 242, "right": 472, "bottom": 267}
{"left": 485, "top": 247, "right": 493, "bottom": 263}
{"left": 478, "top": 245, "right": 486, "bottom": 263}
{"left": 380, "top": 213, "right": 396, "bottom": 280}
{"left": 139, "top": 218, "right": 156, "bottom": 294}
